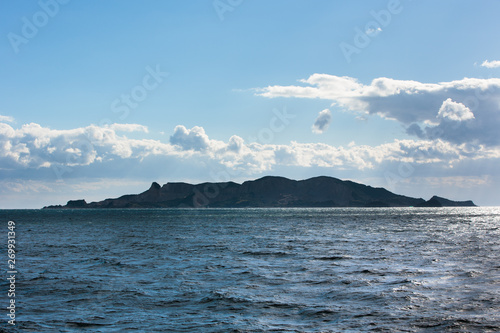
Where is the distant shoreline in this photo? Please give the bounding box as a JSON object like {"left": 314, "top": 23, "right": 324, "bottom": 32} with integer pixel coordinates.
{"left": 43, "top": 176, "right": 476, "bottom": 209}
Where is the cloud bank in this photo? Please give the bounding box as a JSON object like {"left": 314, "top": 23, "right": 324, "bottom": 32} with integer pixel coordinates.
{"left": 1, "top": 120, "right": 498, "bottom": 182}
{"left": 257, "top": 74, "right": 500, "bottom": 146}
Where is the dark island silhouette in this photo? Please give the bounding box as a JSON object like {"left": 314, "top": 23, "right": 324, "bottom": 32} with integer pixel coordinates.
{"left": 44, "top": 176, "right": 476, "bottom": 209}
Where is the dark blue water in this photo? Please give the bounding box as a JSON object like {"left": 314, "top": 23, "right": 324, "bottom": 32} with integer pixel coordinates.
{"left": 1, "top": 207, "right": 499, "bottom": 332}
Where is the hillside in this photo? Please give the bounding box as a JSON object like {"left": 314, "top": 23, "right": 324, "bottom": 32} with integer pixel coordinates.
{"left": 44, "top": 176, "right": 476, "bottom": 209}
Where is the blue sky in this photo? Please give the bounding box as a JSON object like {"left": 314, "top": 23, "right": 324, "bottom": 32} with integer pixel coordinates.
{"left": 1, "top": 0, "right": 500, "bottom": 208}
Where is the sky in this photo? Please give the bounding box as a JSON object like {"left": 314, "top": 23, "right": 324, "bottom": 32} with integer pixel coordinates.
{"left": 1, "top": 0, "right": 500, "bottom": 208}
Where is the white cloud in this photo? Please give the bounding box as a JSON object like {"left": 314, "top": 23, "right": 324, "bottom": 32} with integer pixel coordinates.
{"left": 169, "top": 125, "right": 211, "bottom": 151}
{"left": 481, "top": 60, "right": 500, "bottom": 68}
{"left": 312, "top": 109, "right": 332, "bottom": 134}
{"left": 257, "top": 74, "right": 500, "bottom": 146}
{"left": 437, "top": 98, "right": 474, "bottom": 121}
{"left": 0, "top": 115, "right": 14, "bottom": 123}
{"left": 1, "top": 120, "right": 499, "bottom": 189}
{"left": 0, "top": 123, "right": 16, "bottom": 138}
{"left": 227, "top": 135, "right": 245, "bottom": 153}
{"left": 107, "top": 123, "right": 149, "bottom": 133}
{"left": 0, "top": 122, "right": 171, "bottom": 170}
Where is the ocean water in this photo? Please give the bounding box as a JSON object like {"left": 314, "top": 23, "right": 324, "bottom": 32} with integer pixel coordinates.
{"left": 1, "top": 207, "right": 499, "bottom": 332}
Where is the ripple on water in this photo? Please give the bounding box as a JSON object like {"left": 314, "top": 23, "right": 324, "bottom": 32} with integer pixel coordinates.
{"left": 2, "top": 207, "right": 499, "bottom": 332}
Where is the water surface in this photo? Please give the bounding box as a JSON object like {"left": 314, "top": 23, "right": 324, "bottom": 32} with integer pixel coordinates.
{"left": 1, "top": 207, "right": 499, "bottom": 332}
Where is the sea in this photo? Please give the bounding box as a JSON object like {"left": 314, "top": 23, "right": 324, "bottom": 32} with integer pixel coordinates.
{"left": 0, "top": 207, "right": 499, "bottom": 332}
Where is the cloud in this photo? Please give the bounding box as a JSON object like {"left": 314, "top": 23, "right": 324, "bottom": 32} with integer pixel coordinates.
{"left": 312, "top": 109, "right": 332, "bottom": 134}
{"left": 107, "top": 123, "right": 149, "bottom": 133}
{"left": 0, "top": 121, "right": 275, "bottom": 177}
{"left": 169, "top": 125, "right": 210, "bottom": 151}
{"left": 227, "top": 135, "right": 245, "bottom": 153}
{"left": 437, "top": 98, "right": 474, "bottom": 121}
{"left": 0, "top": 115, "right": 14, "bottom": 123}
{"left": 481, "top": 60, "right": 500, "bottom": 69}
{"left": 1, "top": 120, "right": 499, "bottom": 189}
{"left": 256, "top": 74, "right": 500, "bottom": 146}
{"left": 406, "top": 123, "right": 425, "bottom": 138}
{"left": 0, "top": 122, "right": 171, "bottom": 170}
{"left": 274, "top": 146, "right": 298, "bottom": 165}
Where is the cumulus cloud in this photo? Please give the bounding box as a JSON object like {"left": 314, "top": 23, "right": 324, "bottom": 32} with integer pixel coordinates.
{"left": 274, "top": 146, "right": 297, "bottom": 165}
{"left": 312, "top": 109, "right": 332, "bottom": 134}
{"left": 1, "top": 120, "right": 499, "bottom": 187}
{"left": 0, "top": 121, "right": 275, "bottom": 176}
{"left": 0, "top": 122, "right": 171, "bottom": 170}
{"left": 481, "top": 60, "right": 500, "bottom": 68}
{"left": 227, "top": 135, "right": 245, "bottom": 153}
{"left": 169, "top": 125, "right": 210, "bottom": 151}
{"left": 257, "top": 74, "right": 500, "bottom": 146}
{"left": 437, "top": 98, "right": 474, "bottom": 121}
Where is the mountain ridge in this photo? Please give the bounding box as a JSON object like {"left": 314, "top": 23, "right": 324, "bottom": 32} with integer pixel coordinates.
{"left": 44, "top": 176, "right": 477, "bottom": 209}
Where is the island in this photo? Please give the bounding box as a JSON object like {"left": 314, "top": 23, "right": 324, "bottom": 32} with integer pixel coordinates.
{"left": 44, "top": 176, "right": 476, "bottom": 209}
